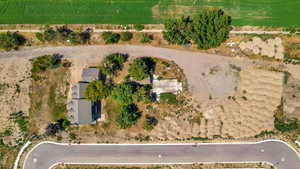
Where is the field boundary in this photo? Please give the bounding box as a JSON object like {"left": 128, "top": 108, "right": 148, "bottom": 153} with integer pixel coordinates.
{"left": 0, "top": 29, "right": 298, "bottom": 35}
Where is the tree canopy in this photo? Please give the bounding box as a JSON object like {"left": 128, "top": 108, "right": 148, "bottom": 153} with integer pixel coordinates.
{"left": 0, "top": 32, "right": 25, "bottom": 51}
{"left": 163, "top": 9, "right": 232, "bottom": 49}
{"left": 116, "top": 104, "right": 140, "bottom": 129}
{"left": 128, "top": 57, "right": 155, "bottom": 80}
{"left": 100, "top": 53, "right": 128, "bottom": 76}
{"left": 111, "top": 83, "right": 135, "bottom": 105}
{"left": 120, "top": 32, "right": 133, "bottom": 41}
{"left": 102, "top": 32, "right": 120, "bottom": 44}
{"left": 85, "top": 81, "right": 110, "bottom": 101}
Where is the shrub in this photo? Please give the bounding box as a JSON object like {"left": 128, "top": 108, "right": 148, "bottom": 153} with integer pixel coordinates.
{"left": 160, "top": 93, "right": 178, "bottom": 104}
{"left": 163, "top": 8, "right": 232, "bottom": 49}
{"left": 133, "top": 85, "right": 152, "bottom": 103}
{"left": 140, "top": 33, "right": 153, "bottom": 43}
{"left": 31, "top": 54, "right": 62, "bottom": 73}
{"left": 134, "top": 24, "right": 144, "bottom": 31}
{"left": 116, "top": 104, "right": 140, "bottom": 129}
{"left": 100, "top": 53, "right": 128, "bottom": 76}
{"left": 111, "top": 83, "right": 135, "bottom": 105}
{"left": 35, "top": 32, "right": 45, "bottom": 42}
{"left": 69, "top": 133, "right": 77, "bottom": 140}
{"left": 143, "top": 115, "right": 158, "bottom": 131}
{"left": 275, "top": 118, "right": 299, "bottom": 132}
{"left": 0, "top": 32, "right": 25, "bottom": 51}
{"left": 43, "top": 27, "right": 57, "bottom": 42}
{"left": 85, "top": 80, "right": 110, "bottom": 101}
{"left": 56, "top": 25, "right": 72, "bottom": 41}
{"left": 128, "top": 57, "right": 155, "bottom": 80}
{"left": 9, "top": 111, "right": 28, "bottom": 134}
{"left": 102, "top": 32, "right": 120, "bottom": 44}
{"left": 120, "top": 32, "right": 133, "bottom": 41}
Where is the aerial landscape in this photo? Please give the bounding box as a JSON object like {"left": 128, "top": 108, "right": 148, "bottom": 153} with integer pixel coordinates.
{"left": 0, "top": 1, "right": 300, "bottom": 169}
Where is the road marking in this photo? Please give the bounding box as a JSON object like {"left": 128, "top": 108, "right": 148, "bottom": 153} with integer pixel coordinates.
{"left": 281, "top": 157, "right": 285, "bottom": 162}
{"left": 33, "top": 158, "right": 37, "bottom": 163}
{"left": 260, "top": 149, "right": 265, "bottom": 153}
{"left": 158, "top": 154, "right": 162, "bottom": 158}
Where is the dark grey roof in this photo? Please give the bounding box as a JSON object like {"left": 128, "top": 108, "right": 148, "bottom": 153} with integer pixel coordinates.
{"left": 72, "top": 82, "right": 88, "bottom": 99}
{"left": 82, "top": 67, "right": 99, "bottom": 82}
{"left": 67, "top": 99, "right": 95, "bottom": 124}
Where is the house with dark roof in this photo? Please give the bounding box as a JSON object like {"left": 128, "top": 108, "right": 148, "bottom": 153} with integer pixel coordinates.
{"left": 67, "top": 67, "right": 101, "bottom": 125}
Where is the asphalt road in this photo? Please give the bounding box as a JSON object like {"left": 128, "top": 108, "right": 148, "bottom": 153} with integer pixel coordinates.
{"left": 23, "top": 140, "right": 300, "bottom": 169}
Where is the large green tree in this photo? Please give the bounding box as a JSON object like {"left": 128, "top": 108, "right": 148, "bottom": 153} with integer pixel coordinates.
{"left": 116, "top": 104, "right": 140, "bottom": 129}
{"left": 111, "top": 83, "right": 135, "bottom": 105}
{"left": 0, "top": 32, "right": 25, "bottom": 51}
{"left": 163, "top": 9, "right": 232, "bottom": 49}
{"left": 85, "top": 81, "right": 110, "bottom": 101}
{"left": 100, "top": 53, "right": 127, "bottom": 76}
{"left": 128, "top": 57, "right": 155, "bottom": 80}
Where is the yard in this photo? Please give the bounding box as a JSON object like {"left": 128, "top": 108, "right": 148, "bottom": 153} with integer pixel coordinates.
{"left": 0, "top": 0, "right": 300, "bottom": 27}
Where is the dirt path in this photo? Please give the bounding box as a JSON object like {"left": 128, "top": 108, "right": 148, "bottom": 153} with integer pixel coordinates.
{"left": 0, "top": 29, "right": 295, "bottom": 34}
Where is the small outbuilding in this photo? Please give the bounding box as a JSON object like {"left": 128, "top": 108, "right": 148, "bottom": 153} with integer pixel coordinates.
{"left": 151, "top": 75, "right": 183, "bottom": 98}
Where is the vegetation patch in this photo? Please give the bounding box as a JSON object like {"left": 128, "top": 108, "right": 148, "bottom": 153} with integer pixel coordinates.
{"left": 0, "top": 32, "right": 25, "bottom": 51}
{"left": 163, "top": 9, "right": 232, "bottom": 49}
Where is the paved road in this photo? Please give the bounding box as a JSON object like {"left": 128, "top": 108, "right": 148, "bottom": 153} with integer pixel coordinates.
{"left": 24, "top": 140, "right": 300, "bottom": 169}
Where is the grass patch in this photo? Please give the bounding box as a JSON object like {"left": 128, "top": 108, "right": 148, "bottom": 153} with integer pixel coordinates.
{"left": 29, "top": 66, "right": 70, "bottom": 135}
{"left": 159, "top": 93, "right": 178, "bottom": 105}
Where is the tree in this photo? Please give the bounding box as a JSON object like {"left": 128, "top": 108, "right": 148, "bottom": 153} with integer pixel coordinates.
{"left": 111, "top": 83, "right": 135, "bottom": 105}
{"left": 134, "top": 24, "right": 144, "bottom": 31}
{"left": 116, "top": 104, "right": 140, "bottom": 129}
{"left": 85, "top": 81, "right": 110, "bottom": 101}
{"left": 133, "top": 85, "right": 152, "bottom": 103}
{"left": 0, "top": 32, "right": 25, "bottom": 51}
{"left": 100, "top": 53, "right": 128, "bottom": 76}
{"left": 102, "top": 32, "right": 120, "bottom": 44}
{"left": 120, "top": 32, "right": 133, "bottom": 41}
{"left": 140, "top": 33, "right": 153, "bottom": 43}
{"left": 43, "top": 27, "right": 57, "bottom": 42}
{"left": 163, "top": 16, "right": 191, "bottom": 45}
{"left": 35, "top": 32, "right": 45, "bottom": 42}
{"left": 56, "top": 25, "right": 72, "bottom": 41}
{"left": 128, "top": 57, "right": 155, "bottom": 80}
{"left": 163, "top": 9, "right": 232, "bottom": 49}
{"left": 189, "top": 9, "right": 232, "bottom": 49}
{"left": 143, "top": 115, "right": 158, "bottom": 131}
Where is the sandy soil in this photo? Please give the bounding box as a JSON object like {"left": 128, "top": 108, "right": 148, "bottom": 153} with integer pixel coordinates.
{"left": 239, "top": 37, "right": 284, "bottom": 59}
{"left": 0, "top": 57, "right": 31, "bottom": 135}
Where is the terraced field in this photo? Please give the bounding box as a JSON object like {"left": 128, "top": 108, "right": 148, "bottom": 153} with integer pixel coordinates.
{"left": 0, "top": 0, "right": 300, "bottom": 26}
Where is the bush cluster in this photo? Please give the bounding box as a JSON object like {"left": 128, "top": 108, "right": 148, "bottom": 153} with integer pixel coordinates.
{"left": 128, "top": 57, "right": 155, "bottom": 80}
{"left": 275, "top": 118, "right": 299, "bottom": 132}
{"left": 85, "top": 81, "right": 110, "bottom": 102}
{"left": 163, "top": 9, "right": 232, "bottom": 49}
{"left": 0, "top": 32, "right": 25, "bottom": 51}
{"left": 36, "top": 26, "right": 90, "bottom": 44}
{"left": 31, "top": 54, "right": 63, "bottom": 73}
{"left": 116, "top": 104, "right": 140, "bottom": 129}
{"left": 102, "top": 32, "right": 120, "bottom": 44}
{"left": 100, "top": 53, "right": 128, "bottom": 76}
{"left": 140, "top": 33, "right": 153, "bottom": 43}
{"left": 142, "top": 114, "right": 158, "bottom": 131}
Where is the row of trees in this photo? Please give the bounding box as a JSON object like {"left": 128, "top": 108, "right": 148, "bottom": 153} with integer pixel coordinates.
{"left": 36, "top": 26, "right": 91, "bottom": 45}
{"left": 163, "top": 8, "right": 232, "bottom": 49}
{"left": 102, "top": 31, "right": 153, "bottom": 44}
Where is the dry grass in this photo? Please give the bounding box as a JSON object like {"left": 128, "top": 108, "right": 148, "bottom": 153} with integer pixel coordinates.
{"left": 29, "top": 66, "right": 70, "bottom": 135}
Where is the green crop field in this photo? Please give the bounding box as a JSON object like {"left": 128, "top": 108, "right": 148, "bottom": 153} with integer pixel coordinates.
{"left": 0, "top": 0, "right": 300, "bottom": 27}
